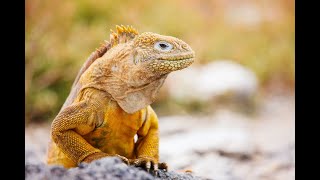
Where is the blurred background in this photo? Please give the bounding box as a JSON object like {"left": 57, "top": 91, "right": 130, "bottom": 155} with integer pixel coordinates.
{"left": 25, "top": 0, "right": 294, "bottom": 179}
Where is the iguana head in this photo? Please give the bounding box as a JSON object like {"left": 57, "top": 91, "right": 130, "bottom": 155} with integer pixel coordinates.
{"left": 77, "top": 25, "right": 195, "bottom": 113}
{"left": 133, "top": 32, "right": 195, "bottom": 74}
{"left": 96, "top": 26, "right": 195, "bottom": 87}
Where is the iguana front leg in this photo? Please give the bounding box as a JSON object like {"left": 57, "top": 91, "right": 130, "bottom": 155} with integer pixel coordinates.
{"left": 51, "top": 89, "right": 129, "bottom": 165}
{"left": 130, "top": 106, "right": 168, "bottom": 174}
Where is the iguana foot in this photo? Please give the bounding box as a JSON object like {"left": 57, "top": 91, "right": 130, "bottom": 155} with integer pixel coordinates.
{"left": 82, "top": 152, "right": 129, "bottom": 165}
{"left": 129, "top": 157, "right": 168, "bottom": 176}
{"left": 158, "top": 162, "right": 168, "bottom": 171}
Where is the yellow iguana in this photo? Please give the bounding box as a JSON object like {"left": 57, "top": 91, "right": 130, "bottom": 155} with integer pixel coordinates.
{"left": 46, "top": 25, "right": 195, "bottom": 174}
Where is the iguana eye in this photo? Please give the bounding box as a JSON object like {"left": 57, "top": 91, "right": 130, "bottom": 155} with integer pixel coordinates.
{"left": 154, "top": 41, "right": 173, "bottom": 52}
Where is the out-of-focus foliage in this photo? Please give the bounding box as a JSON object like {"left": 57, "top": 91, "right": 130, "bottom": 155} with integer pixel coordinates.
{"left": 25, "top": 0, "right": 294, "bottom": 123}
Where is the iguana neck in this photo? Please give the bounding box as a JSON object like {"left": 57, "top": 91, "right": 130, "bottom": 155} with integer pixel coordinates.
{"left": 78, "top": 46, "right": 168, "bottom": 114}
{"left": 79, "top": 73, "right": 168, "bottom": 114}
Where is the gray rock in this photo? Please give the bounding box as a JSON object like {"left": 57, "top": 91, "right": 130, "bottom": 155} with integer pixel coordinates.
{"left": 25, "top": 157, "right": 206, "bottom": 180}
{"left": 164, "top": 60, "right": 258, "bottom": 103}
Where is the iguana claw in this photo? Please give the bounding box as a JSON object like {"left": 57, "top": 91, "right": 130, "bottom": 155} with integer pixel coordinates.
{"left": 129, "top": 157, "right": 168, "bottom": 176}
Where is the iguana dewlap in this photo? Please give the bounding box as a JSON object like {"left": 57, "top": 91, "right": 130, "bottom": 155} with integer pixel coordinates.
{"left": 46, "top": 25, "right": 195, "bottom": 173}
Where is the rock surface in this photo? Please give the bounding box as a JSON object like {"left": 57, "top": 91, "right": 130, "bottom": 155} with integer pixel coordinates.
{"left": 25, "top": 156, "right": 205, "bottom": 180}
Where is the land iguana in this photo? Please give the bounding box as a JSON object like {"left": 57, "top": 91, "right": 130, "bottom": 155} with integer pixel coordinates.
{"left": 46, "top": 25, "right": 195, "bottom": 174}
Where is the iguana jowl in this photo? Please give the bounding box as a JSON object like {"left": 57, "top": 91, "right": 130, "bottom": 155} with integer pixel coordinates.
{"left": 46, "top": 25, "right": 195, "bottom": 173}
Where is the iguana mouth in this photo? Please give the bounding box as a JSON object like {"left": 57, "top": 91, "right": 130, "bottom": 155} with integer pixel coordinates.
{"left": 157, "top": 53, "right": 195, "bottom": 61}
{"left": 150, "top": 55, "right": 194, "bottom": 72}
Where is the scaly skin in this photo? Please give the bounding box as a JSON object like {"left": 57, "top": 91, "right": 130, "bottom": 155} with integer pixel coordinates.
{"left": 47, "top": 25, "right": 194, "bottom": 174}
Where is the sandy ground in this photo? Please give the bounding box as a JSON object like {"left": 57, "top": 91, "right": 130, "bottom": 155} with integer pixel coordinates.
{"left": 25, "top": 94, "right": 294, "bottom": 180}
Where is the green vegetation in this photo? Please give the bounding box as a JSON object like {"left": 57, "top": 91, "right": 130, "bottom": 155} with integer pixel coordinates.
{"left": 25, "top": 0, "right": 294, "bottom": 123}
